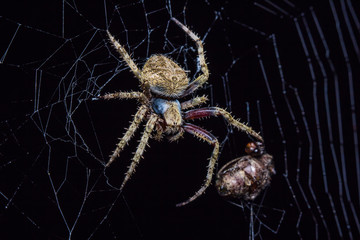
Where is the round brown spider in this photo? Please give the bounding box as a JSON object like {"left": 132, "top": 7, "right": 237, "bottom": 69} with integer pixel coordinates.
{"left": 100, "top": 18, "right": 263, "bottom": 207}
{"left": 215, "top": 142, "right": 275, "bottom": 201}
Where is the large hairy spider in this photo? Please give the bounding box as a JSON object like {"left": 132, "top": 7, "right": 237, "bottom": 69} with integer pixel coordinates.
{"left": 216, "top": 142, "right": 275, "bottom": 201}
{"left": 100, "top": 18, "right": 263, "bottom": 207}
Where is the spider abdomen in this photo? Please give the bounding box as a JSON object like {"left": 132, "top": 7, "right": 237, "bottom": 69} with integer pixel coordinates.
{"left": 142, "top": 55, "right": 189, "bottom": 97}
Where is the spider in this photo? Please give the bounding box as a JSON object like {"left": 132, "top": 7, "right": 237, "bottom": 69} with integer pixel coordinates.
{"left": 100, "top": 18, "right": 263, "bottom": 207}
{"left": 215, "top": 142, "right": 275, "bottom": 201}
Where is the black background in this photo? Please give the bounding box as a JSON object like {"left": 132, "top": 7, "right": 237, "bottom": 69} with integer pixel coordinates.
{"left": 1, "top": 0, "right": 360, "bottom": 239}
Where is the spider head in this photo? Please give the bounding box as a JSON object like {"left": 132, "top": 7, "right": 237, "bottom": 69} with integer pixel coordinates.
{"left": 141, "top": 55, "right": 189, "bottom": 98}
{"left": 245, "top": 142, "right": 265, "bottom": 157}
{"left": 152, "top": 98, "right": 182, "bottom": 129}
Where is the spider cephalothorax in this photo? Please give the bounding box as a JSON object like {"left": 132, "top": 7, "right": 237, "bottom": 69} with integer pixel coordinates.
{"left": 152, "top": 98, "right": 182, "bottom": 131}
{"left": 216, "top": 142, "right": 275, "bottom": 201}
{"left": 100, "top": 18, "right": 263, "bottom": 207}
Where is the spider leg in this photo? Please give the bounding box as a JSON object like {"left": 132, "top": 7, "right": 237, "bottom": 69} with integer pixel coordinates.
{"left": 120, "top": 113, "right": 158, "bottom": 190}
{"left": 171, "top": 18, "right": 209, "bottom": 96}
{"left": 107, "top": 31, "right": 142, "bottom": 80}
{"left": 106, "top": 105, "right": 148, "bottom": 167}
{"left": 180, "top": 95, "right": 208, "bottom": 110}
{"left": 99, "top": 91, "right": 144, "bottom": 100}
{"left": 184, "top": 107, "right": 263, "bottom": 142}
{"left": 176, "top": 123, "right": 219, "bottom": 207}
{"left": 167, "top": 128, "right": 185, "bottom": 142}
{"left": 153, "top": 121, "right": 165, "bottom": 141}
{"left": 99, "top": 91, "right": 148, "bottom": 105}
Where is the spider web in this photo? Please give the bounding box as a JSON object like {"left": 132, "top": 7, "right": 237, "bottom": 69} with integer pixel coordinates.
{"left": 1, "top": 0, "right": 360, "bottom": 239}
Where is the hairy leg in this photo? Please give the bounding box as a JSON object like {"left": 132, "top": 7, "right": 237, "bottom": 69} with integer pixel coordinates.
{"left": 180, "top": 95, "right": 208, "bottom": 110}
{"left": 99, "top": 91, "right": 144, "bottom": 100}
{"left": 184, "top": 107, "right": 263, "bottom": 142}
{"left": 106, "top": 105, "right": 148, "bottom": 167}
{"left": 176, "top": 123, "right": 219, "bottom": 207}
{"left": 107, "top": 31, "right": 142, "bottom": 80}
{"left": 167, "top": 128, "right": 184, "bottom": 142}
{"left": 99, "top": 91, "right": 148, "bottom": 105}
{"left": 171, "top": 18, "right": 209, "bottom": 96}
{"left": 153, "top": 122, "right": 164, "bottom": 141}
{"left": 120, "top": 114, "right": 158, "bottom": 190}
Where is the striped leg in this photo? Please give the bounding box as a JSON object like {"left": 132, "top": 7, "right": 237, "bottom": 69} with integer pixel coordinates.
{"left": 176, "top": 123, "right": 220, "bottom": 207}
{"left": 184, "top": 107, "right": 263, "bottom": 142}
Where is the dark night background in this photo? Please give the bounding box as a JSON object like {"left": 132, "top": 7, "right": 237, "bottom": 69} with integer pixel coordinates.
{"left": 1, "top": 0, "right": 360, "bottom": 239}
